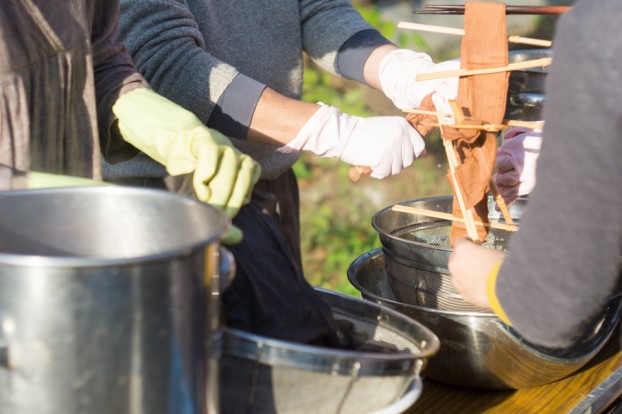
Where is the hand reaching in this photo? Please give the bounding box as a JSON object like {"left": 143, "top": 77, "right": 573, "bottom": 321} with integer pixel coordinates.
{"left": 448, "top": 238, "right": 506, "bottom": 309}
{"left": 279, "top": 104, "right": 426, "bottom": 179}
{"left": 493, "top": 127, "right": 543, "bottom": 206}
{"left": 378, "top": 49, "right": 460, "bottom": 114}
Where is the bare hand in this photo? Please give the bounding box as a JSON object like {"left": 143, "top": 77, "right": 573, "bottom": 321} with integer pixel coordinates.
{"left": 448, "top": 238, "right": 506, "bottom": 308}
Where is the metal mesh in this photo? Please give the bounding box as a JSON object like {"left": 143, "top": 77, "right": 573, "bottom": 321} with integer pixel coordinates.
{"left": 220, "top": 304, "right": 423, "bottom": 414}
{"left": 220, "top": 362, "right": 413, "bottom": 414}
{"left": 386, "top": 221, "right": 511, "bottom": 312}
{"left": 393, "top": 220, "right": 510, "bottom": 250}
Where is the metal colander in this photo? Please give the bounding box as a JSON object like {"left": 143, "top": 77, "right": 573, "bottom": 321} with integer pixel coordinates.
{"left": 347, "top": 248, "right": 622, "bottom": 390}
{"left": 219, "top": 288, "right": 440, "bottom": 414}
{"left": 372, "top": 196, "right": 526, "bottom": 312}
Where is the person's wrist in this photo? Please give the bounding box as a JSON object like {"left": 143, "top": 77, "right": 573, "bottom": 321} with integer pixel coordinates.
{"left": 378, "top": 49, "right": 434, "bottom": 108}
{"left": 277, "top": 103, "right": 342, "bottom": 156}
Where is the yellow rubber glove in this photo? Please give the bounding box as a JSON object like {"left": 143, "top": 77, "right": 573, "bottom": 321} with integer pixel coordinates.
{"left": 112, "top": 88, "right": 260, "bottom": 243}
{"left": 27, "top": 171, "right": 111, "bottom": 188}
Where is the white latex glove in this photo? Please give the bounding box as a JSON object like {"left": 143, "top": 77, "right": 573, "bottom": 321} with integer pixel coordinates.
{"left": 493, "top": 127, "right": 543, "bottom": 205}
{"left": 379, "top": 49, "right": 460, "bottom": 114}
{"left": 278, "top": 104, "right": 425, "bottom": 179}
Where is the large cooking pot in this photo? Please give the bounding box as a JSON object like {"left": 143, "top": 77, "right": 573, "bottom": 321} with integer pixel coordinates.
{"left": 505, "top": 48, "right": 552, "bottom": 121}
{"left": 0, "top": 187, "right": 230, "bottom": 414}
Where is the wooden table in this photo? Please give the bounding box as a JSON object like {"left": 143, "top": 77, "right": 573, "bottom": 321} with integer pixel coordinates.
{"left": 407, "top": 334, "right": 622, "bottom": 413}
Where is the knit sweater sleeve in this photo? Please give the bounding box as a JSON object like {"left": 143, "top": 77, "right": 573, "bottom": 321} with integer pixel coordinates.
{"left": 299, "top": 0, "right": 392, "bottom": 84}
{"left": 117, "top": 0, "right": 264, "bottom": 139}
{"left": 495, "top": 0, "right": 622, "bottom": 348}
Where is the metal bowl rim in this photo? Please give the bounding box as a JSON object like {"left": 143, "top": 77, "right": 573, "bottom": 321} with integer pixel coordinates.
{"left": 371, "top": 197, "right": 455, "bottom": 254}
{"left": 348, "top": 248, "right": 498, "bottom": 318}
{"left": 0, "top": 186, "right": 229, "bottom": 267}
{"left": 222, "top": 288, "right": 440, "bottom": 375}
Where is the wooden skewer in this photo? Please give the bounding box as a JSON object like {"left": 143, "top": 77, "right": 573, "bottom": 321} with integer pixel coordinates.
{"left": 431, "top": 122, "right": 507, "bottom": 132}
{"left": 507, "top": 35, "right": 552, "bottom": 48}
{"left": 420, "top": 4, "right": 572, "bottom": 15}
{"left": 416, "top": 58, "right": 553, "bottom": 81}
{"left": 447, "top": 101, "right": 482, "bottom": 241}
{"left": 504, "top": 120, "right": 545, "bottom": 130}
{"left": 449, "top": 102, "right": 515, "bottom": 227}
{"left": 398, "top": 22, "right": 552, "bottom": 48}
{"left": 391, "top": 204, "right": 519, "bottom": 232}
{"left": 438, "top": 107, "right": 480, "bottom": 241}
{"left": 402, "top": 108, "right": 545, "bottom": 130}
{"left": 398, "top": 22, "right": 465, "bottom": 36}
{"left": 489, "top": 179, "right": 514, "bottom": 224}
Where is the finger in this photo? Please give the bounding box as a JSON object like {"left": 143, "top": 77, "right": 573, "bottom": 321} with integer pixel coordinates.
{"left": 494, "top": 172, "right": 520, "bottom": 187}
{"left": 203, "top": 146, "right": 239, "bottom": 214}
{"left": 495, "top": 155, "right": 516, "bottom": 173}
{"left": 453, "top": 237, "right": 472, "bottom": 248}
{"left": 497, "top": 185, "right": 519, "bottom": 206}
{"left": 220, "top": 225, "right": 243, "bottom": 246}
{"left": 224, "top": 156, "right": 258, "bottom": 218}
{"left": 192, "top": 141, "right": 220, "bottom": 201}
{"left": 501, "top": 127, "right": 532, "bottom": 140}
{"left": 244, "top": 162, "right": 262, "bottom": 205}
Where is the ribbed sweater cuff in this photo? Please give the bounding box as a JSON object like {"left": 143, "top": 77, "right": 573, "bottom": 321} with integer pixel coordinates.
{"left": 208, "top": 73, "right": 266, "bottom": 139}
{"left": 487, "top": 260, "right": 512, "bottom": 325}
{"left": 336, "top": 29, "right": 393, "bottom": 85}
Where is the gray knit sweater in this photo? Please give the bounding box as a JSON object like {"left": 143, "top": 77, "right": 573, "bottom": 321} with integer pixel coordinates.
{"left": 113, "top": 0, "right": 391, "bottom": 180}
{"left": 495, "top": 0, "right": 622, "bottom": 348}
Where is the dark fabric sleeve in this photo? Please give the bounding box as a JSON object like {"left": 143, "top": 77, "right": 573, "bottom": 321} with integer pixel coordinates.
{"left": 336, "top": 29, "right": 394, "bottom": 85}
{"left": 299, "top": 0, "right": 391, "bottom": 80}
{"left": 118, "top": 0, "right": 241, "bottom": 130}
{"left": 90, "top": 0, "right": 149, "bottom": 162}
{"left": 495, "top": 0, "right": 622, "bottom": 348}
{"left": 210, "top": 74, "right": 266, "bottom": 139}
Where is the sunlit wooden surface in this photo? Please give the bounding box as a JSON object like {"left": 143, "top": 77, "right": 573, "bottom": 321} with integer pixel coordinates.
{"left": 407, "top": 333, "right": 622, "bottom": 413}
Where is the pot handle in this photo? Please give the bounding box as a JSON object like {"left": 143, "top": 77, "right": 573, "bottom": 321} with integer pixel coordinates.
{"left": 511, "top": 92, "right": 545, "bottom": 109}
{"left": 0, "top": 320, "right": 8, "bottom": 368}
{"left": 218, "top": 247, "right": 236, "bottom": 294}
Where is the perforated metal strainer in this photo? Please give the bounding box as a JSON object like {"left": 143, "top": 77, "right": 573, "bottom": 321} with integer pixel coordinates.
{"left": 372, "top": 196, "right": 527, "bottom": 312}
{"left": 219, "top": 288, "right": 439, "bottom": 414}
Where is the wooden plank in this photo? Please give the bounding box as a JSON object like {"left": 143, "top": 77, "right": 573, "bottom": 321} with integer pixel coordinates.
{"left": 406, "top": 332, "right": 622, "bottom": 413}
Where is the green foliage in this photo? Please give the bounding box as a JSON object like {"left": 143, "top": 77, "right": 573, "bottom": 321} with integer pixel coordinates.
{"left": 302, "top": 202, "right": 380, "bottom": 296}
{"left": 355, "top": 5, "right": 427, "bottom": 50}
{"left": 302, "top": 65, "right": 373, "bottom": 117}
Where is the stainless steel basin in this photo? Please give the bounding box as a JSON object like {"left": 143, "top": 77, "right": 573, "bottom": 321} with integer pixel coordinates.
{"left": 347, "top": 248, "right": 622, "bottom": 390}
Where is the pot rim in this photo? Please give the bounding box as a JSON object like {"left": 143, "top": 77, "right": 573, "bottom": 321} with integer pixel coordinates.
{"left": 0, "top": 186, "right": 229, "bottom": 267}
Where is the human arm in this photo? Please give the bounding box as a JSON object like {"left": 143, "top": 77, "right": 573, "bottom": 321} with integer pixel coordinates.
{"left": 298, "top": 0, "right": 459, "bottom": 112}
{"left": 112, "top": 88, "right": 260, "bottom": 219}
{"left": 117, "top": 0, "right": 427, "bottom": 179}
{"left": 90, "top": 1, "right": 259, "bottom": 224}
{"left": 450, "top": 0, "right": 622, "bottom": 348}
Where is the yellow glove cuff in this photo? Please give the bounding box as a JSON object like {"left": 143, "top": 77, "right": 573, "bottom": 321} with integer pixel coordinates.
{"left": 27, "top": 172, "right": 111, "bottom": 189}
{"left": 487, "top": 260, "right": 512, "bottom": 325}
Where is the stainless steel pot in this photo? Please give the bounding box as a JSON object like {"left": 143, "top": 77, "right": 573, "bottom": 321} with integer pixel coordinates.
{"left": 0, "top": 187, "right": 230, "bottom": 414}
{"left": 505, "top": 48, "right": 552, "bottom": 121}
{"left": 347, "top": 249, "right": 622, "bottom": 390}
